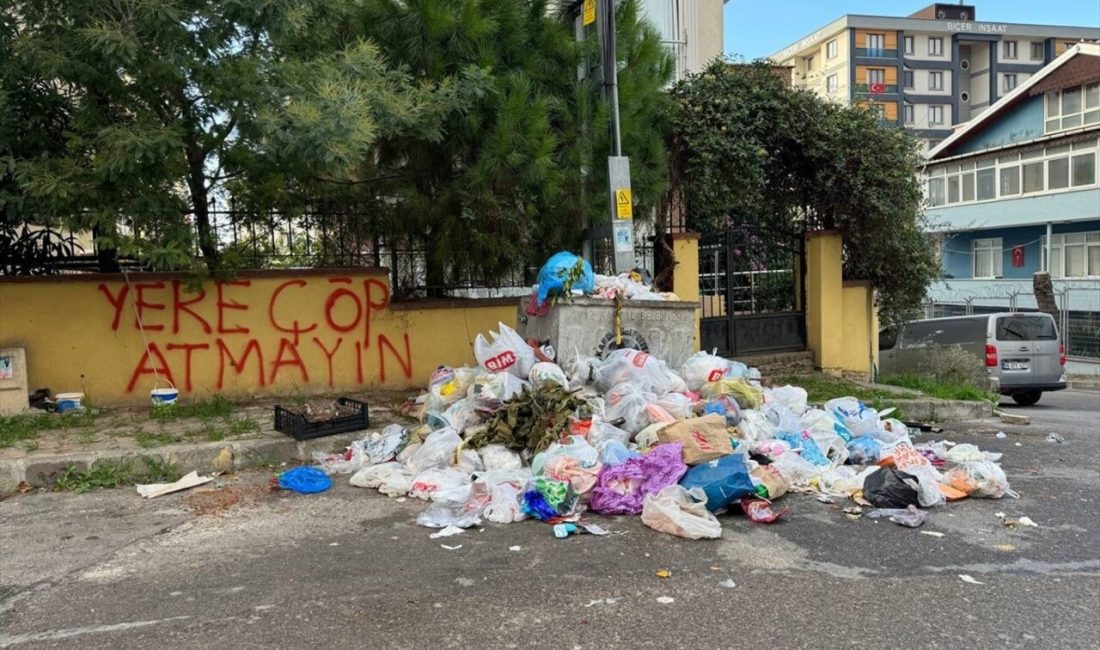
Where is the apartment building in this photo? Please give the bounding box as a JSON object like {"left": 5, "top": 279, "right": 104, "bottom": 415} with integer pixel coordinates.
{"left": 770, "top": 3, "right": 1100, "bottom": 151}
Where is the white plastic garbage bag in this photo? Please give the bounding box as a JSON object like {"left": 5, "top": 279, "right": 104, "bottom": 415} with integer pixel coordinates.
{"left": 641, "top": 485, "right": 722, "bottom": 540}
{"left": 771, "top": 450, "right": 822, "bottom": 488}
{"left": 529, "top": 362, "right": 569, "bottom": 389}
{"left": 604, "top": 382, "right": 657, "bottom": 434}
{"left": 479, "top": 444, "right": 523, "bottom": 471}
{"left": 656, "top": 392, "right": 694, "bottom": 420}
{"left": 482, "top": 482, "right": 526, "bottom": 523}
{"left": 350, "top": 462, "right": 406, "bottom": 489}
{"left": 416, "top": 502, "right": 482, "bottom": 529}
{"left": 409, "top": 467, "right": 470, "bottom": 501}
{"left": 594, "top": 349, "right": 672, "bottom": 394}
{"left": 736, "top": 410, "right": 776, "bottom": 445}
{"left": 468, "top": 372, "right": 528, "bottom": 408}
{"left": 474, "top": 322, "right": 536, "bottom": 377}
{"left": 404, "top": 428, "right": 462, "bottom": 474}
{"left": 587, "top": 415, "right": 632, "bottom": 451}
{"left": 679, "top": 351, "right": 731, "bottom": 391}
{"left": 770, "top": 385, "right": 809, "bottom": 415}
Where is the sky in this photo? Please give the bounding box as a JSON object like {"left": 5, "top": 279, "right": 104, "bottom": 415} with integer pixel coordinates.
{"left": 724, "top": 0, "right": 1100, "bottom": 60}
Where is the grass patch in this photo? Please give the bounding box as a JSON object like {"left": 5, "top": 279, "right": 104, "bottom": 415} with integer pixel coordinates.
{"left": 879, "top": 374, "right": 998, "bottom": 402}
{"left": 0, "top": 410, "right": 97, "bottom": 448}
{"left": 227, "top": 415, "right": 260, "bottom": 436}
{"left": 54, "top": 457, "right": 181, "bottom": 493}
{"left": 773, "top": 373, "right": 918, "bottom": 405}
{"left": 150, "top": 395, "right": 235, "bottom": 422}
{"left": 135, "top": 431, "right": 179, "bottom": 448}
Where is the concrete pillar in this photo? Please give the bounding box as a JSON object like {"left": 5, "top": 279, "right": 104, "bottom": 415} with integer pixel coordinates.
{"left": 805, "top": 231, "right": 844, "bottom": 375}
{"left": 670, "top": 233, "right": 701, "bottom": 351}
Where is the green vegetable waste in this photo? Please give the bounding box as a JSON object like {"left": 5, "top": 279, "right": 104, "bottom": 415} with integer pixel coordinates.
{"left": 465, "top": 386, "right": 591, "bottom": 453}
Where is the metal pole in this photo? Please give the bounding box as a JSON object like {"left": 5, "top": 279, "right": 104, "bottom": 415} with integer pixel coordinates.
{"left": 605, "top": 0, "right": 622, "bottom": 157}
{"left": 1045, "top": 222, "right": 1053, "bottom": 273}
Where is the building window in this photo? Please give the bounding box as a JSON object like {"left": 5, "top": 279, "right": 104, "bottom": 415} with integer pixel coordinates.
{"left": 1043, "top": 232, "right": 1100, "bottom": 278}
{"left": 928, "top": 139, "right": 943, "bottom": 149}
{"left": 1073, "top": 152, "right": 1097, "bottom": 186}
{"left": 867, "top": 33, "right": 885, "bottom": 56}
{"left": 929, "top": 71, "right": 944, "bottom": 91}
{"left": 976, "top": 166, "right": 996, "bottom": 200}
{"left": 1031, "top": 42, "right": 1044, "bottom": 60}
{"left": 904, "top": 103, "right": 914, "bottom": 124}
{"left": 1022, "top": 161, "right": 1045, "bottom": 193}
{"left": 1048, "top": 156, "right": 1070, "bottom": 190}
{"left": 904, "top": 69, "right": 914, "bottom": 89}
{"left": 1000, "top": 164, "right": 1020, "bottom": 195}
{"left": 904, "top": 36, "right": 914, "bottom": 55}
{"left": 928, "top": 37, "right": 943, "bottom": 56}
{"left": 867, "top": 68, "right": 885, "bottom": 85}
{"left": 1003, "top": 40, "right": 1018, "bottom": 60}
{"left": 826, "top": 74, "right": 838, "bottom": 93}
{"left": 927, "top": 177, "right": 945, "bottom": 206}
{"left": 827, "top": 40, "right": 838, "bottom": 59}
{"left": 973, "top": 238, "right": 1003, "bottom": 279}
{"left": 929, "top": 105, "right": 944, "bottom": 125}
{"left": 1045, "top": 83, "right": 1100, "bottom": 133}
{"left": 1003, "top": 74, "right": 1018, "bottom": 92}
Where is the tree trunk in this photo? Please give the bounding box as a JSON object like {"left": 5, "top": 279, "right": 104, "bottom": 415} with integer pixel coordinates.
{"left": 185, "top": 143, "right": 219, "bottom": 267}
{"left": 1033, "top": 271, "right": 1061, "bottom": 334}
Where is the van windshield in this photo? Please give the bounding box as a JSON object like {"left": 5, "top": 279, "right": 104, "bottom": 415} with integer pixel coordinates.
{"left": 995, "top": 315, "right": 1057, "bottom": 341}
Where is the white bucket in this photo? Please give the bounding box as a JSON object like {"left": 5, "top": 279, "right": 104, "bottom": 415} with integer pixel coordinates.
{"left": 150, "top": 383, "right": 179, "bottom": 408}
{"left": 55, "top": 392, "right": 85, "bottom": 413}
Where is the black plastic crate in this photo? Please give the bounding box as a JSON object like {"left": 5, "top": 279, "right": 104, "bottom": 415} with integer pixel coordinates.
{"left": 274, "top": 397, "right": 370, "bottom": 440}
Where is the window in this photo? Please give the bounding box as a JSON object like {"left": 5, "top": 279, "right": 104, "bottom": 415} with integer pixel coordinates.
{"left": 928, "top": 177, "right": 946, "bottom": 206}
{"left": 976, "top": 167, "right": 996, "bottom": 200}
{"left": 1045, "top": 83, "right": 1100, "bottom": 133}
{"left": 904, "top": 36, "right": 914, "bottom": 55}
{"left": 928, "top": 139, "right": 943, "bottom": 149}
{"left": 1043, "top": 232, "right": 1100, "bottom": 278}
{"left": 1003, "top": 74, "right": 1017, "bottom": 92}
{"left": 904, "top": 69, "right": 914, "bottom": 89}
{"left": 947, "top": 175, "right": 960, "bottom": 202}
{"left": 1072, "top": 152, "right": 1096, "bottom": 186}
{"left": 1022, "top": 161, "right": 1044, "bottom": 193}
{"left": 867, "top": 33, "right": 885, "bottom": 55}
{"left": 973, "top": 238, "right": 1003, "bottom": 279}
{"left": 929, "top": 71, "right": 944, "bottom": 91}
{"left": 827, "top": 40, "right": 838, "bottom": 59}
{"left": 904, "top": 103, "right": 914, "bottom": 124}
{"left": 1003, "top": 40, "right": 1018, "bottom": 60}
{"left": 826, "top": 74, "right": 838, "bottom": 93}
{"left": 996, "top": 315, "right": 1057, "bottom": 341}
{"left": 867, "top": 68, "right": 885, "bottom": 85}
{"left": 806, "top": 54, "right": 815, "bottom": 70}
{"left": 961, "top": 171, "right": 975, "bottom": 201}
{"left": 1031, "top": 42, "right": 1044, "bottom": 60}
{"left": 1000, "top": 165, "right": 1020, "bottom": 195}
{"left": 928, "top": 37, "right": 943, "bottom": 56}
{"left": 1048, "top": 156, "right": 1070, "bottom": 189}
{"left": 929, "top": 105, "right": 944, "bottom": 125}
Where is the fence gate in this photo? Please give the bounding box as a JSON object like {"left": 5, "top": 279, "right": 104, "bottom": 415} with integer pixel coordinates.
{"left": 699, "top": 226, "right": 807, "bottom": 358}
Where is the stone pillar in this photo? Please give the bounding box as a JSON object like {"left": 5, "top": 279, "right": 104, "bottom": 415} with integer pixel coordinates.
{"left": 670, "top": 233, "right": 701, "bottom": 351}
{"left": 805, "top": 231, "right": 844, "bottom": 375}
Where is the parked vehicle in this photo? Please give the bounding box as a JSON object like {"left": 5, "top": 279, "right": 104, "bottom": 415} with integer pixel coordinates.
{"left": 879, "top": 312, "right": 1066, "bottom": 406}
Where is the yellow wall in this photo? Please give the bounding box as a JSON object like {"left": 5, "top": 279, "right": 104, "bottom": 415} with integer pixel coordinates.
{"left": 805, "top": 232, "right": 877, "bottom": 379}
{"left": 0, "top": 270, "right": 515, "bottom": 404}
{"left": 856, "top": 65, "right": 898, "bottom": 85}
{"left": 855, "top": 30, "right": 898, "bottom": 49}
{"left": 671, "top": 234, "right": 702, "bottom": 350}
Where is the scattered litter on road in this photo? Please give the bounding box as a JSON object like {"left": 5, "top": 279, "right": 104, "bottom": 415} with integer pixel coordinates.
{"left": 865, "top": 505, "right": 928, "bottom": 528}
{"left": 817, "top": 495, "right": 835, "bottom": 504}
{"left": 656, "top": 569, "right": 671, "bottom": 578}
{"left": 1046, "top": 433, "right": 1065, "bottom": 444}
{"left": 718, "top": 579, "right": 737, "bottom": 588}
{"left": 997, "top": 412, "right": 1030, "bottom": 426}
{"left": 920, "top": 531, "right": 945, "bottom": 538}
{"left": 509, "top": 545, "right": 522, "bottom": 551}
{"left": 585, "top": 598, "right": 618, "bottom": 607}
{"left": 1017, "top": 516, "right": 1039, "bottom": 527}
{"left": 136, "top": 471, "right": 213, "bottom": 498}
{"left": 440, "top": 544, "right": 462, "bottom": 550}
{"left": 997, "top": 512, "right": 1039, "bottom": 528}
{"left": 429, "top": 525, "right": 465, "bottom": 539}
{"left": 995, "top": 431, "right": 1007, "bottom": 439}
{"left": 994, "top": 544, "right": 1017, "bottom": 552}
{"left": 277, "top": 466, "right": 332, "bottom": 494}
{"left": 656, "top": 596, "right": 675, "bottom": 604}
{"left": 959, "top": 574, "right": 984, "bottom": 585}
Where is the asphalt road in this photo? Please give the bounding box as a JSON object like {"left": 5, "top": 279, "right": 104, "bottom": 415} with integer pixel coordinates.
{"left": 1, "top": 394, "right": 1098, "bottom": 649}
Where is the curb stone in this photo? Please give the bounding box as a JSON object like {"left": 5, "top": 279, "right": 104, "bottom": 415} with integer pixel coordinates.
{"left": 888, "top": 399, "right": 994, "bottom": 422}
{"left": 0, "top": 432, "right": 364, "bottom": 497}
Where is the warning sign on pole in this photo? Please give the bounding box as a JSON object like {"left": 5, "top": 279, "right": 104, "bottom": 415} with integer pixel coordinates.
{"left": 583, "top": 0, "right": 596, "bottom": 26}
{"left": 615, "top": 189, "right": 632, "bottom": 219}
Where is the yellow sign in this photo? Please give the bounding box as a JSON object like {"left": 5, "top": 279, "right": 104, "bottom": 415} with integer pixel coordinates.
{"left": 583, "top": 0, "right": 596, "bottom": 26}
{"left": 615, "top": 188, "right": 632, "bottom": 219}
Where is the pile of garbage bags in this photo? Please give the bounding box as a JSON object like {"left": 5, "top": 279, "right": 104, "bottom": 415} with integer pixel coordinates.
{"left": 313, "top": 325, "right": 1016, "bottom": 540}
{"left": 531, "top": 251, "right": 678, "bottom": 308}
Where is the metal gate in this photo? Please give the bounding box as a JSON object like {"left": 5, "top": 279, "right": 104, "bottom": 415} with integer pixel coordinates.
{"left": 699, "top": 226, "right": 807, "bottom": 357}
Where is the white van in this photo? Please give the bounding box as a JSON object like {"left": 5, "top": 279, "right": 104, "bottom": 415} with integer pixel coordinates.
{"left": 879, "top": 312, "right": 1067, "bottom": 405}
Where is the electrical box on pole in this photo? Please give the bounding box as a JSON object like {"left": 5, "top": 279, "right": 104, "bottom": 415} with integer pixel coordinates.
{"left": 608, "top": 156, "right": 634, "bottom": 272}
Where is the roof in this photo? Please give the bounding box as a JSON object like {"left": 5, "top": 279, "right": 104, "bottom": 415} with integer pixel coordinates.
{"left": 926, "top": 43, "right": 1100, "bottom": 160}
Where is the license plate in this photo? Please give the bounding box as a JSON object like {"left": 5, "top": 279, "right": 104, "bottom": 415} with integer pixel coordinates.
{"left": 1002, "top": 362, "right": 1028, "bottom": 370}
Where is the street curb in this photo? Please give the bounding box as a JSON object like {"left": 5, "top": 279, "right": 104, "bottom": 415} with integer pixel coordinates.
{"left": 888, "top": 399, "right": 994, "bottom": 422}
{"left": 1067, "top": 379, "right": 1100, "bottom": 392}
{"left": 0, "top": 432, "right": 363, "bottom": 497}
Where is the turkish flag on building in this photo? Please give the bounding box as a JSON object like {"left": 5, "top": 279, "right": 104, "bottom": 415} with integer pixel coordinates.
{"left": 1012, "top": 245, "right": 1025, "bottom": 268}
{"left": 870, "top": 82, "right": 886, "bottom": 93}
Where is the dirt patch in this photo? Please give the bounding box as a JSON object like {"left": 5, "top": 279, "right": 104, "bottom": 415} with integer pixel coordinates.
{"left": 183, "top": 483, "right": 274, "bottom": 517}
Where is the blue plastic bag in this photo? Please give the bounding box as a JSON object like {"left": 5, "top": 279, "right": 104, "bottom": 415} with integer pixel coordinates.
{"left": 536, "top": 251, "right": 595, "bottom": 305}
{"left": 679, "top": 454, "right": 755, "bottom": 512}
{"left": 599, "top": 440, "right": 641, "bottom": 466}
{"left": 847, "top": 436, "right": 884, "bottom": 465}
{"left": 774, "top": 431, "right": 829, "bottom": 467}
{"left": 278, "top": 466, "right": 333, "bottom": 494}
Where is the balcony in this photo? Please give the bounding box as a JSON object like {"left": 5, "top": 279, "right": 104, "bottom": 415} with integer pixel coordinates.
{"left": 855, "top": 48, "right": 899, "bottom": 59}
{"left": 854, "top": 83, "right": 899, "bottom": 94}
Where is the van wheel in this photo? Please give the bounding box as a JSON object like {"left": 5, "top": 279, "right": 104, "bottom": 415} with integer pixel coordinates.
{"left": 1012, "top": 390, "right": 1041, "bottom": 406}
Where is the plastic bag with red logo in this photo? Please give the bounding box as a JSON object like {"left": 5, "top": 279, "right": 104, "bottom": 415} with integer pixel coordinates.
{"left": 593, "top": 348, "right": 672, "bottom": 394}
{"left": 679, "top": 351, "right": 732, "bottom": 391}
{"left": 474, "top": 322, "right": 536, "bottom": 378}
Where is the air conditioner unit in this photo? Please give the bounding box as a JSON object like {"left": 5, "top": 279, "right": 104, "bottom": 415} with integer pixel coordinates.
{"left": 960, "top": 59, "right": 971, "bottom": 71}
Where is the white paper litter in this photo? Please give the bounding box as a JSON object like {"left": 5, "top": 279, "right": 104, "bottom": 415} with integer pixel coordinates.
{"left": 136, "top": 471, "right": 213, "bottom": 498}
{"left": 429, "top": 525, "right": 465, "bottom": 539}
{"left": 959, "top": 574, "right": 984, "bottom": 585}
{"left": 656, "top": 596, "right": 675, "bottom": 604}
{"left": 920, "top": 531, "right": 945, "bottom": 538}
{"left": 440, "top": 544, "right": 462, "bottom": 550}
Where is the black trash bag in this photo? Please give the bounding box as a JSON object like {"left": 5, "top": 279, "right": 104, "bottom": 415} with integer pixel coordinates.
{"left": 863, "top": 468, "right": 922, "bottom": 509}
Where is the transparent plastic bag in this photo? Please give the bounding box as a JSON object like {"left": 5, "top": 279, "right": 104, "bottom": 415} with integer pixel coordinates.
{"left": 529, "top": 362, "right": 569, "bottom": 389}
{"left": 454, "top": 449, "right": 483, "bottom": 475}
{"left": 906, "top": 464, "right": 947, "bottom": 507}
{"left": 409, "top": 467, "right": 470, "bottom": 501}
{"left": 847, "top": 436, "right": 884, "bottom": 465}
{"left": 532, "top": 435, "right": 600, "bottom": 475}
{"left": 825, "top": 397, "right": 880, "bottom": 436}
{"left": 479, "top": 444, "right": 523, "bottom": 471}
{"left": 656, "top": 392, "right": 694, "bottom": 420}
{"left": 474, "top": 322, "right": 536, "bottom": 377}
{"left": 594, "top": 349, "right": 672, "bottom": 394}
{"left": 416, "top": 502, "right": 482, "bottom": 529}
{"left": 404, "top": 428, "right": 462, "bottom": 474}
{"left": 771, "top": 450, "right": 822, "bottom": 488}
{"left": 562, "top": 349, "right": 599, "bottom": 390}
{"left": 599, "top": 440, "right": 640, "bottom": 466}
{"left": 943, "top": 460, "right": 1015, "bottom": 499}
{"left": 468, "top": 372, "right": 528, "bottom": 408}
{"left": 312, "top": 440, "right": 372, "bottom": 475}
{"left": 587, "top": 415, "right": 631, "bottom": 451}
{"left": 604, "top": 382, "right": 657, "bottom": 435}
{"left": 641, "top": 485, "right": 722, "bottom": 540}
{"left": 679, "top": 351, "right": 732, "bottom": 391}
{"left": 800, "top": 408, "right": 853, "bottom": 444}
{"left": 736, "top": 410, "right": 776, "bottom": 445}
{"left": 945, "top": 443, "right": 1002, "bottom": 464}
{"left": 349, "top": 462, "right": 406, "bottom": 489}
{"left": 482, "top": 482, "right": 526, "bottom": 523}
{"left": 770, "top": 385, "right": 808, "bottom": 415}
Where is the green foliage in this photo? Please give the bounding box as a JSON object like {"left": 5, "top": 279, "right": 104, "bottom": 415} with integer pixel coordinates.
{"left": 773, "top": 373, "right": 919, "bottom": 408}
{"left": 879, "top": 374, "right": 997, "bottom": 403}
{"left": 150, "top": 395, "right": 234, "bottom": 422}
{"left": 54, "top": 457, "right": 181, "bottom": 492}
{"left": 0, "top": 410, "right": 96, "bottom": 448}
{"left": 670, "top": 61, "right": 941, "bottom": 322}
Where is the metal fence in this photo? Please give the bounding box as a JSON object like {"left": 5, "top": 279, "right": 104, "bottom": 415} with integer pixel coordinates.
{"left": 924, "top": 290, "right": 1100, "bottom": 361}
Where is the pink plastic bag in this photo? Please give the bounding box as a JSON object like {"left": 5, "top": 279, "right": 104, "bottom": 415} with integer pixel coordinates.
{"left": 590, "top": 442, "right": 688, "bottom": 515}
